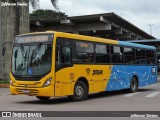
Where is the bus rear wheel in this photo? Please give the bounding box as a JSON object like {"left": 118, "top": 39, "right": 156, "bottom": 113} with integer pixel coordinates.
{"left": 69, "top": 81, "right": 88, "bottom": 101}
{"left": 36, "top": 96, "right": 50, "bottom": 101}
{"left": 130, "top": 77, "right": 138, "bottom": 93}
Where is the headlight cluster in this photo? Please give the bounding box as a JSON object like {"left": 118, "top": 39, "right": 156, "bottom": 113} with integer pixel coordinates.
{"left": 43, "top": 77, "right": 52, "bottom": 87}
{"left": 10, "top": 79, "right": 15, "bottom": 86}
{"left": 10, "top": 77, "right": 52, "bottom": 87}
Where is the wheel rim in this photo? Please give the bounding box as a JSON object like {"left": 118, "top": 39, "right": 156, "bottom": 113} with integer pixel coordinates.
{"left": 75, "top": 85, "right": 84, "bottom": 97}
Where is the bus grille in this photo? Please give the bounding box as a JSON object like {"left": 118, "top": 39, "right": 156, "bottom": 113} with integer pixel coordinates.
{"left": 15, "top": 88, "right": 39, "bottom": 96}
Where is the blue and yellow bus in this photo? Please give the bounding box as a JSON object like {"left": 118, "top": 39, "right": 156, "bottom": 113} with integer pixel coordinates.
{"left": 7, "top": 31, "right": 157, "bottom": 101}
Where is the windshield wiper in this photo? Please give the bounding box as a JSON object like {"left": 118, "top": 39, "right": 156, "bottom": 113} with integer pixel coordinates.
{"left": 32, "top": 43, "right": 42, "bottom": 58}
{"left": 19, "top": 44, "right": 25, "bottom": 58}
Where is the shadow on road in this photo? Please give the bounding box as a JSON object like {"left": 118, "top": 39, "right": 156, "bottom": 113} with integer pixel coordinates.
{"left": 15, "top": 97, "right": 71, "bottom": 105}
{"left": 14, "top": 88, "right": 155, "bottom": 105}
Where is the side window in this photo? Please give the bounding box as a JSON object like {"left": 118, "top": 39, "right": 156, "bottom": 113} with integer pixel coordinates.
{"left": 136, "top": 49, "right": 146, "bottom": 65}
{"left": 61, "top": 47, "right": 71, "bottom": 64}
{"left": 76, "top": 42, "right": 94, "bottom": 63}
{"left": 124, "top": 47, "right": 135, "bottom": 64}
{"left": 95, "top": 44, "right": 110, "bottom": 63}
{"left": 111, "top": 46, "right": 124, "bottom": 63}
{"left": 56, "top": 46, "right": 60, "bottom": 65}
{"left": 146, "top": 50, "right": 155, "bottom": 65}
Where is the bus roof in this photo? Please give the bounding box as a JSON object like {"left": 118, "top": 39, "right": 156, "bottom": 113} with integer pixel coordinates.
{"left": 128, "top": 39, "right": 160, "bottom": 43}
{"left": 17, "top": 31, "right": 156, "bottom": 50}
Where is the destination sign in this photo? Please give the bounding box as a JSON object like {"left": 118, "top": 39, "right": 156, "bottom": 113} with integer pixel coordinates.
{"left": 15, "top": 34, "right": 53, "bottom": 43}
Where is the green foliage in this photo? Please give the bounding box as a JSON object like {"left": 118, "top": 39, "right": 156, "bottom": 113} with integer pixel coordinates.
{"left": 30, "top": 9, "right": 68, "bottom": 19}
{"left": 0, "top": 79, "right": 10, "bottom": 84}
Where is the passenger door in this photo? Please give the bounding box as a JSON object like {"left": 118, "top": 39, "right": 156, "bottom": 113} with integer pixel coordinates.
{"left": 55, "top": 38, "right": 73, "bottom": 96}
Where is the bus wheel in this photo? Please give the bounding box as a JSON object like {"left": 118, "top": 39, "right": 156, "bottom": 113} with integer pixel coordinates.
{"left": 69, "top": 81, "right": 88, "bottom": 101}
{"left": 36, "top": 96, "right": 50, "bottom": 101}
{"left": 130, "top": 77, "right": 138, "bottom": 93}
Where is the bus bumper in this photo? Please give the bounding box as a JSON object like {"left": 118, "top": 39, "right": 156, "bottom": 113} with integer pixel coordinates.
{"left": 10, "top": 85, "right": 54, "bottom": 97}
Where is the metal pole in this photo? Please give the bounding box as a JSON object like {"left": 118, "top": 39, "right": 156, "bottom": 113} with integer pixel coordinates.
{"left": 149, "top": 24, "right": 153, "bottom": 35}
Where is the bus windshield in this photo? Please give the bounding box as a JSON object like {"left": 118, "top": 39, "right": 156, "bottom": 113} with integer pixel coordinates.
{"left": 12, "top": 43, "right": 52, "bottom": 76}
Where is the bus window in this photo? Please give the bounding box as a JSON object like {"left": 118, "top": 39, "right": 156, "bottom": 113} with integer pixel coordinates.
{"left": 95, "top": 44, "right": 110, "bottom": 63}
{"left": 136, "top": 49, "right": 146, "bottom": 65}
{"left": 76, "top": 42, "right": 94, "bottom": 63}
{"left": 146, "top": 50, "right": 155, "bottom": 65}
{"left": 56, "top": 46, "right": 60, "bottom": 66}
{"left": 61, "top": 47, "right": 71, "bottom": 64}
{"left": 124, "top": 47, "right": 135, "bottom": 64}
{"left": 111, "top": 46, "right": 124, "bottom": 63}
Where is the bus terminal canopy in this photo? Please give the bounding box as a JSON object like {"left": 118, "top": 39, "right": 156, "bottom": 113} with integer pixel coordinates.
{"left": 30, "top": 13, "right": 155, "bottom": 41}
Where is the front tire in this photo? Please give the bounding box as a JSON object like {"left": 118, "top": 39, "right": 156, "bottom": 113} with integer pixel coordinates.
{"left": 69, "top": 81, "right": 88, "bottom": 101}
{"left": 130, "top": 77, "right": 138, "bottom": 93}
{"left": 36, "top": 96, "right": 50, "bottom": 101}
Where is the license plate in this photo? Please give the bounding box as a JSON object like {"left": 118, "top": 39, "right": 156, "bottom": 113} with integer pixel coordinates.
{"left": 22, "top": 90, "right": 30, "bottom": 94}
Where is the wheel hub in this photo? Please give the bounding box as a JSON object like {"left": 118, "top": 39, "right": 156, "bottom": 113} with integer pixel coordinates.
{"left": 75, "top": 86, "right": 83, "bottom": 97}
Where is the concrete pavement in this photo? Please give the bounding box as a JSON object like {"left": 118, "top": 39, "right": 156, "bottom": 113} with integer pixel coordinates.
{"left": 0, "top": 88, "right": 10, "bottom": 96}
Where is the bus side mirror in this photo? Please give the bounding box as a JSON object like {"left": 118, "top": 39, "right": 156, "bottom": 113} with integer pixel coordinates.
{"left": 2, "top": 47, "right": 5, "bottom": 56}
{"left": 14, "top": 50, "right": 18, "bottom": 59}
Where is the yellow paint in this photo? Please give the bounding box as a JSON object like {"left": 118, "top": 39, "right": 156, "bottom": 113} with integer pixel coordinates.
{"left": 55, "top": 65, "right": 113, "bottom": 96}
{"left": 55, "top": 31, "right": 118, "bottom": 45}
{"left": 9, "top": 73, "right": 55, "bottom": 97}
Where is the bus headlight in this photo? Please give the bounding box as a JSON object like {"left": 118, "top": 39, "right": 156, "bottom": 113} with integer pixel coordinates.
{"left": 10, "top": 80, "right": 14, "bottom": 86}
{"left": 43, "top": 77, "right": 52, "bottom": 87}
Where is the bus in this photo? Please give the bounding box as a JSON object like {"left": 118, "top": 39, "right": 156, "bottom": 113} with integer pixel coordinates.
{"left": 6, "top": 31, "right": 157, "bottom": 101}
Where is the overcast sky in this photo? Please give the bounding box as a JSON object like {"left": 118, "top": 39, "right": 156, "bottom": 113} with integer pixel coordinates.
{"left": 30, "top": 0, "right": 160, "bottom": 39}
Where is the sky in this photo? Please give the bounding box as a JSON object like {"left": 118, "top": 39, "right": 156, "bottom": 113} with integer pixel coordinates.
{"left": 30, "top": 0, "right": 160, "bottom": 39}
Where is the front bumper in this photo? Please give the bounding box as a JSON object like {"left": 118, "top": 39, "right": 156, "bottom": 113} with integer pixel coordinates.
{"left": 10, "top": 85, "right": 54, "bottom": 97}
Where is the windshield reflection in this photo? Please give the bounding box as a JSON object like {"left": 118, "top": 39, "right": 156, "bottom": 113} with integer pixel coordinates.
{"left": 12, "top": 43, "right": 52, "bottom": 76}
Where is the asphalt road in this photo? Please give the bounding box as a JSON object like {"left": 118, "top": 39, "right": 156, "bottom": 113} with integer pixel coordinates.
{"left": 1, "top": 83, "right": 160, "bottom": 111}
{"left": 0, "top": 80, "right": 160, "bottom": 120}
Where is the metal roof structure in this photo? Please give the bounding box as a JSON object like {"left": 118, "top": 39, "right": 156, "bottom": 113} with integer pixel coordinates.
{"left": 30, "top": 12, "right": 155, "bottom": 40}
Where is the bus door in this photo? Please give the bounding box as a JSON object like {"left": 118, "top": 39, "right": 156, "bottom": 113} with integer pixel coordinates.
{"left": 55, "top": 38, "right": 73, "bottom": 96}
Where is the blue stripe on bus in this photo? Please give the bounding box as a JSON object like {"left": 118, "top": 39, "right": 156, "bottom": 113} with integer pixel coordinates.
{"left": 118, "top": 41, "right": 156, "bottom": 50}
{"left": 106, "top": 65, "right": 157, "bottom": 91}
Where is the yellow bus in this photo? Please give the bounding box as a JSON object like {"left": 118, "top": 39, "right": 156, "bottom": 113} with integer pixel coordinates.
{"left": 6, "top": 31, "right": 157, "bottom": 101}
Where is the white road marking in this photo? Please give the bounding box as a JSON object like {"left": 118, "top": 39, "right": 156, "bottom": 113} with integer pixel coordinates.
{"left": 123, "top": 92, "right": 140, "bottom": 97}
{"left": 6, "top": 107, "right": 36, "bottom": 111}
{"left": 145, "top": 92, "right": 160, "bottom": 98}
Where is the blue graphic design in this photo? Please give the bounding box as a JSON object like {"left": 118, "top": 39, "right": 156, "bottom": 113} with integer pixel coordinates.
{"left": 28, "top": 68, "right": 32, "bottom": 75}
{"left": 106, "top": 65, "right": 157, "bottom": 91}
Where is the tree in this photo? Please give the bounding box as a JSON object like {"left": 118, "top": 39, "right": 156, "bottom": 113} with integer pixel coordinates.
{"left": 30, "top": 0, "right": 59, "bottom": 11}
{"left": 30, "top": 9, "right": 67, "bottom": 19}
